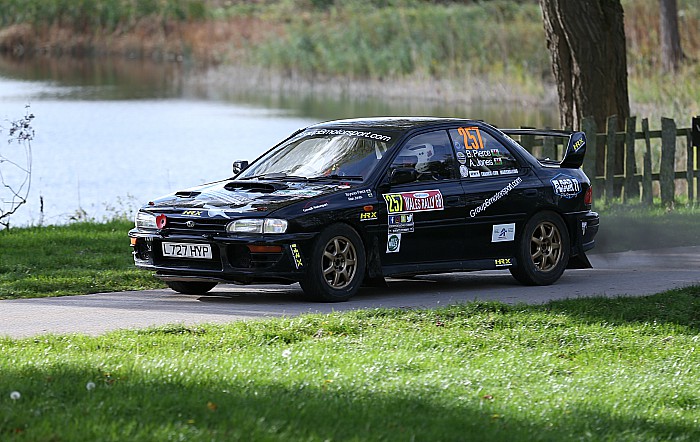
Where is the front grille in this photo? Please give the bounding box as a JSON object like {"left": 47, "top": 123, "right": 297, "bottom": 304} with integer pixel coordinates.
{"left": 164, "top": 217, "right": 229, "bottom": 235}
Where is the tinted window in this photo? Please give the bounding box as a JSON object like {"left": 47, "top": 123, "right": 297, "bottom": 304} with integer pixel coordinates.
{"left": 389, "top": 131, "right": 457, "bottom": 182}
{"left": 449, "top": 127, "right": 520, "bottom": 179}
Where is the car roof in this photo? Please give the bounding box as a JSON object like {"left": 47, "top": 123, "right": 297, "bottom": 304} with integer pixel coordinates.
{"left": 307, "top": 117, "right": 484, "bottom": 132}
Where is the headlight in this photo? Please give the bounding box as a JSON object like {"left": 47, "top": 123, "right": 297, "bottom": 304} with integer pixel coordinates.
{"left": 227, "top": 218, "right": 288, "bottom": 234}
{"left": 135, "top": 211, "right": 157, "bottom": 230}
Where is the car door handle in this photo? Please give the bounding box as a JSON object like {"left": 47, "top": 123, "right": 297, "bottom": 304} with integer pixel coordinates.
{"left": 445, "top": 196, "right": 462, "bottom": 205}
{"left": 524, "top": 189, "right": 538, "bottom": 197}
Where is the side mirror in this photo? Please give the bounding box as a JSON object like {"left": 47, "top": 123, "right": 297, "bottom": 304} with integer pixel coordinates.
{"left": 232, "top": 160, "right": 249, "bottom": 175}
{"left": 390, "top": 167, "right": 418, "bottom": 185}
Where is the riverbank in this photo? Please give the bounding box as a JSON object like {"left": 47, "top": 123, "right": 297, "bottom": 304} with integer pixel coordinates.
{"left": 0, "top": 0, "right": 697, "bottom": 121}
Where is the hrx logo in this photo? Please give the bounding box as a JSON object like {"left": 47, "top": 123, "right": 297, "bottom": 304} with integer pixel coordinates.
{"left": 360, "top": 211, "right": 378, "bottom": 221}
{"left": 494, "top": 258, "right": 512, "bottom": 267}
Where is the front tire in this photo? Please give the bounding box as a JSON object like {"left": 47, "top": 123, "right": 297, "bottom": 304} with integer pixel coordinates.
{"left": 509, "top": 211, "right": 569, "bottom": 286}
{"left": 300, "top": 224, "right": 366, "bottom": 302}
{"left": 166, "top": 281, "right": 217, "bottom": 295}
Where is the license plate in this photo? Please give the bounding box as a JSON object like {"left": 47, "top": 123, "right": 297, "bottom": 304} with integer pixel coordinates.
{"left": 161, "top": 242, "right": 213, "bottom": 259}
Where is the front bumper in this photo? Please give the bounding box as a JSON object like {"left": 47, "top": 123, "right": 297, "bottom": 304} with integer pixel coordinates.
{"left": 129, "top": 229, "right": 317, "bottom": 285}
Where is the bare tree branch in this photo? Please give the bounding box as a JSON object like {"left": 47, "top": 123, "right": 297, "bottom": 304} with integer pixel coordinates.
{"left": 0, "top": 105, "right": 34, "bottom": 229}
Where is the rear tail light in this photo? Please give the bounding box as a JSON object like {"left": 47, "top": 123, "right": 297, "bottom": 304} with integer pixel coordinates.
{"left": 584, "top": 187, "right": 592, "bottom": 205}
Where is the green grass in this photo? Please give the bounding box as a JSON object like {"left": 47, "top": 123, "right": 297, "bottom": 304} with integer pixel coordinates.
{"left": 0, "top": 219, "right": 164, "bottom": 299}
{"left": 1, "top": 289, "right": 699, "bottom": 440}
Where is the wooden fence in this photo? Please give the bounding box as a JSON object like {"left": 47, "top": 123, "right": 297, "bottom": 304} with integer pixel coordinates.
{"left": 515, "top": 116, "right": 699, "bottom": 206}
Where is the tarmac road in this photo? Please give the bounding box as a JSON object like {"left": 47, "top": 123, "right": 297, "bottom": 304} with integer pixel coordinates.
{"left": 2, "top": 246, "right": 699, "bottom": 338}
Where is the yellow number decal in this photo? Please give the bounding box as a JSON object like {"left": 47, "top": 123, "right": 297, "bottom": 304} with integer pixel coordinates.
{"left": 457, "top": 127, "right": 484, "bottom": 150}
{"left": 383, "top": 194, "right": 403, "bottom": 213}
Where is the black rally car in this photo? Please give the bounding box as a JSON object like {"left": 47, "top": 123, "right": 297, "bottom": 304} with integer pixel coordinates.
{"left": 129, "top": 117, "right": 599, "bottom": 301}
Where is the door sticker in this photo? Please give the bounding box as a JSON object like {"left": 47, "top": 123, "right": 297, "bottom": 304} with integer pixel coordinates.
{"left": 383, "top": 190, "right": 444, "bottom": 214}
{"left": 492, "top": 223, "right": 515, "bottom": 242}
{"left": 386, "top": 234, "right": 402, "bottom": 253}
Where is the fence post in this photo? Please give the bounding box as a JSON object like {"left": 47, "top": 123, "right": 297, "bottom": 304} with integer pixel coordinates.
{"left": 641, "top": 118, "right": 653, "bottom": 205}
{"left": 624, "top": 116, "right": 639, "bottom": 202}
{"left": 543, "top": 129, "right": 555, "bottom": 160}
{"left": 694, "top": 116, "right": 700, "bottom": 203}
{"left": 519, "top": 126, "right": 535, "bottom": 156}
{"left": 605, "top": 115, "right": 617, "bottom": 203}
{"left": 582, "top": 117, "right": 597, "bottom": 182}
{"left": 687, "top": 130, "right": 695, "bottom": 204}
{"left": 660, "top": 117, "right": 676, "bottom": 206}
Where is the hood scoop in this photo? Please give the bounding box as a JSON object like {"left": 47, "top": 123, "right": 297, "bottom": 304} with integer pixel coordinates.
{"left": 175, "top": 191, "right": 201, "bottom": 198}
{"left": 224, "top": 181, "right": 288, "bottom": 193}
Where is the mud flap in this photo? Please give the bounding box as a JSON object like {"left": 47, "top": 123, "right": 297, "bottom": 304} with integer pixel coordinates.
{"left": 567, "top": 251, "right": 592, "bottom": 269}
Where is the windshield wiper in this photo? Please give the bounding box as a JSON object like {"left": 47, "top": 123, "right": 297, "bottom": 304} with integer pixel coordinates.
{"left": 307, "top": 175, "right": 364, "bottom": 182}
{"left": 239, "top": 173, "right": 308, "bottom": 181}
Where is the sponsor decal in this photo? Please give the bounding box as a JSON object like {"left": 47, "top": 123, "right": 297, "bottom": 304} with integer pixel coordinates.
{"left": 457, "top": 127, "right": 484, "bottom": 150}
{"left": 481, "top": 171, "right": 493, "bottom": 177}
{"left": 494, "top": 258, "right": 512, "bottom": 267}
{"left": 290, "top": 243, "right": 303, "bottom": 269}
{"left": 469, "top": 170, "right": 481, "bottom": 178}
{"left": 551, "top": 173, "right": 582, "bottom": 199}
{"left": 572, "top": 138, "right": 584, "bottom": 151}
{"left": 383, "top": 189, "right": 444, "bottom": 214}
{"left": 499, "top": 169, "right": 519, "bottom": 175}
{"left": 469, "top": 177, "right": 523, "bottom": 218}
{"left": 388, "top": 213, "right": 414, "bottom": 234}
{"left": 360, "top": 211, "right": 378, "bottom": 221}
{"left": 456, "top": 151, "right": 467, "bottom": 165}
{"left": 460, "top": 165, "right": 470, "bottom": 178}
{"left": 492, "top": 223, "right": 516, "bottom": 242}
{"left": 306, "top": 129, "right": 392, "bottom": 142}
{"left": 302, "top": 201, "right": 329, "bottom": 213}
{"left": 182, "top": 210, "right": 203, "bottom": 217}
{"left": 386, "top": 233, "right": 402, "bottom": 253}
{"left": 345, "top": 188, "right": 374, "bottom": 201}
{"left": 581, "top": 221, "right": 588, "bottom": 236}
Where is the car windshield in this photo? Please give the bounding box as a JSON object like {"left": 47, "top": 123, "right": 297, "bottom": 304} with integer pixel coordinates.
{"left": 238, "top": 129, "right": 395, "bottom": 181}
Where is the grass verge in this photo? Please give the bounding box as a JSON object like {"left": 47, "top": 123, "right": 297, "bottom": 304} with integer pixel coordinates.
{"left": 1, "top": 288, "right": 699, "bottom": 440}
{"left": 0, "top": 219, "right": 164, "bottom": 300}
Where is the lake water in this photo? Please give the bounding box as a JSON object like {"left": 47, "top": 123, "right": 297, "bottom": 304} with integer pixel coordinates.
{"left": 0, "top": 56, "right": 557, "bottom": 227}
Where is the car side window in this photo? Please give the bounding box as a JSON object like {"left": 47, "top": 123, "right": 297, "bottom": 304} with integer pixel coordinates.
{"left": 389, "top": 130, "right": 457, "bottom": 182}
{"left": 449, "top": 126, "right": 520, "bottom": 179}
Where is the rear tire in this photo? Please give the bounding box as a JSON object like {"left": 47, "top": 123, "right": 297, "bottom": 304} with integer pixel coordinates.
{"left": 300, "top": 224, "right": 366, "bottom": 302}
{"left": 509, "top": 211, "right": 569, "bottom": 286}
{"left": 166, "top": 281, "right": 217, "bottom": 295}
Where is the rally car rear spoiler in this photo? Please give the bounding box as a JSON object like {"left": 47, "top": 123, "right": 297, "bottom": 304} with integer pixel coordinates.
{"left": 501, "top": 129, "right": 587, "bottom": 169}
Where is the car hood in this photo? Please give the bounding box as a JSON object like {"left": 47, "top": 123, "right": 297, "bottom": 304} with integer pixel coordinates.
{"left": 146, "top": 179, "right": 351, "bottom": 216}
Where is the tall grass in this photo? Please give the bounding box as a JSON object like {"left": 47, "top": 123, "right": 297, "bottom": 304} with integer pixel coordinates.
{"left": 252, "top": 1, "right": 549, "bottom": 82}
{"left": 0, "top": 0, "right": 208, "bottom": 31}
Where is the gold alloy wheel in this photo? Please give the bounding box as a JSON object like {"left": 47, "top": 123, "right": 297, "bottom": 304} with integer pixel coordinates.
{"left": 529, "top": 221, "right": 562, "bottom": 271}
{"left": 322, "top": 236, "right": 357, "bottom": 289}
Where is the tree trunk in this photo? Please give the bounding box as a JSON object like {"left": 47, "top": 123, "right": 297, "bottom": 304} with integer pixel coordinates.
{"left": 659, "top": 0, "right": 684, "bottom": 72}
{"left": 539, "top": 0, "right": 630, "bottom": 179}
